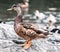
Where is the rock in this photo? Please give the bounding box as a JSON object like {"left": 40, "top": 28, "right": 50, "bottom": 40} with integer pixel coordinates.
{"left": 0, "top": 23, "right": 60, "bottom": 52}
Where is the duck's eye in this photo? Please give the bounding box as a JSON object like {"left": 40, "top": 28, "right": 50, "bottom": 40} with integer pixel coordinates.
{"left": 13, "top": 6, "right": 17, "bottom": 7}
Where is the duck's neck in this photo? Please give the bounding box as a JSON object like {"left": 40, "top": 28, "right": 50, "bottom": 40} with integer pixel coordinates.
{"left": 14, "top": 13, "right": 23, "bottom": 27}
{"left": 16, "top": 8, "right": 22, "bottom": 16}
{"left": 14, "top": 6, "right": 23, "bottom": 26}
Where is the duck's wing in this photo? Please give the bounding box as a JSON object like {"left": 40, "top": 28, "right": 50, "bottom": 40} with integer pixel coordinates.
{"left": 21, "top": 23, "right": 39, "bottom": 32}
{"left": 22, "top": 23, "right": 46, "bottom": 34}
{"left": 25, "top": 29, "right": 49, "bottom": 39}
{"left": 21, "top": 23, "right": 49, "bottom": 36}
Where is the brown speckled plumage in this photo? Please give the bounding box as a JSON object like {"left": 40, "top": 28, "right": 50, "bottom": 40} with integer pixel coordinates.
{"left": 8, "top": 4, "right": 49, "bottom": 49}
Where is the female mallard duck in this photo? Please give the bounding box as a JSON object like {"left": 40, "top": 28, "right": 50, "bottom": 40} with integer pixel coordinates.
{"left": 7, "top": 4, "right": 49, "bottom": 49}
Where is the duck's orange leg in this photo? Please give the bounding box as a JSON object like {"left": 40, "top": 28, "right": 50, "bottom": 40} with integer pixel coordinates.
{"left": 23, "top": 40, "right": 32, "bottom": 49}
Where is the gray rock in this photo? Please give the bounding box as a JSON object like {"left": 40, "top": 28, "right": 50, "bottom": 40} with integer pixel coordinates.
{"left": 0, "top": 23, "right": 60, "bottom": 52}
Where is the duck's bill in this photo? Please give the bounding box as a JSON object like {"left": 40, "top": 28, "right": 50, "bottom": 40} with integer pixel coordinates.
{"left": 7, "top": 8, "right": 13, "bottom": 11}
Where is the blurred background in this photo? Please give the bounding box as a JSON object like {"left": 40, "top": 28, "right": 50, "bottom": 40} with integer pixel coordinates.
{"left": 0, "top": 0, "right": 60, "bottom": 24}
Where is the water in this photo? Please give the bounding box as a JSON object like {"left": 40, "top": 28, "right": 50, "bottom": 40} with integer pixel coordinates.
{"left": 0, "top": 0, "right": 60, "bottom": 25}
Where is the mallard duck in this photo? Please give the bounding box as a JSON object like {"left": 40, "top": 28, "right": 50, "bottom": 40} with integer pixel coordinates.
{"left": 7, "top": 4, "right": 49, "bottom": 49}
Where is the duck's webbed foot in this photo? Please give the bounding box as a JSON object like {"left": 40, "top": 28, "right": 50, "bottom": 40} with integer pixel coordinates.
{"left": 12, "top": 39, "right": 32, "bottom": 49}
{"left": 21, "top": 40, "right": 32, "bottom": 49}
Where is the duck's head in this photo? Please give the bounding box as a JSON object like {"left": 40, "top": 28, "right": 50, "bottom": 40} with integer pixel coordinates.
{"left": 7, "top": 4, "right": 22, "bottom": 15}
